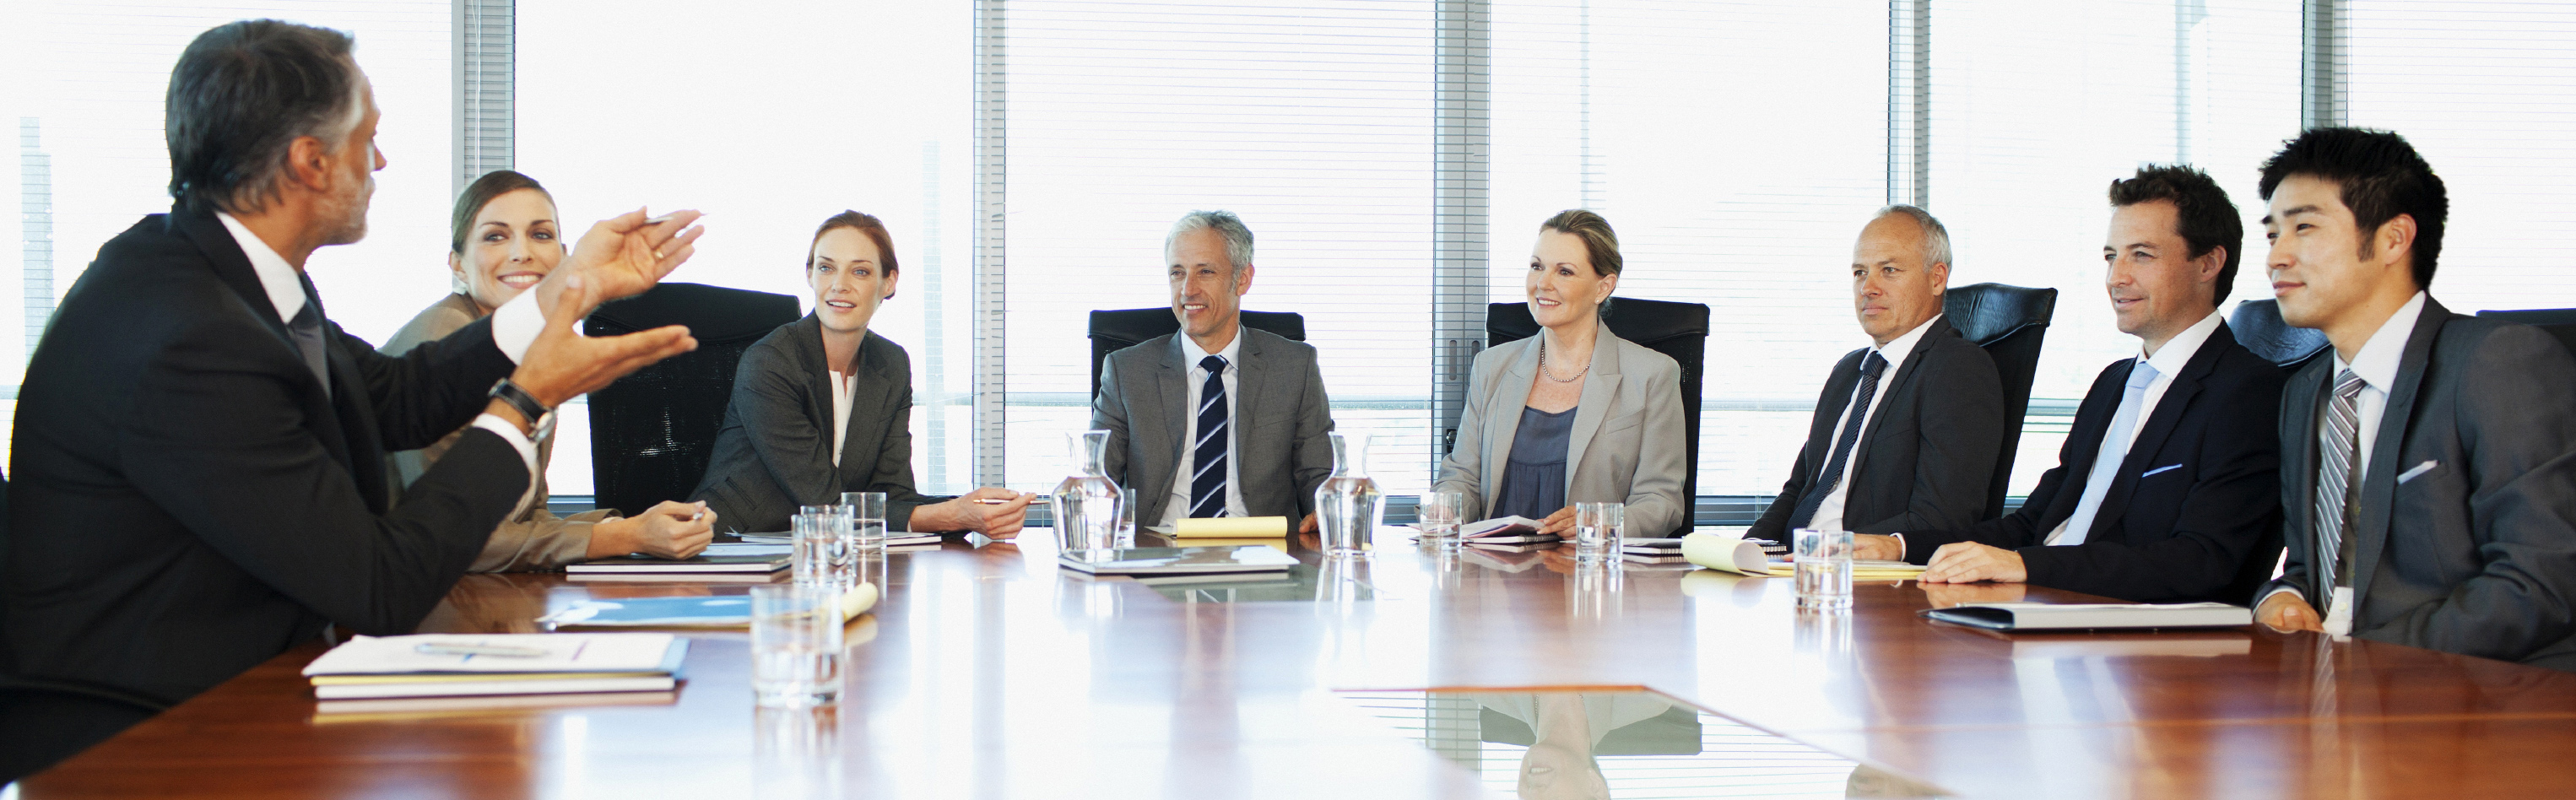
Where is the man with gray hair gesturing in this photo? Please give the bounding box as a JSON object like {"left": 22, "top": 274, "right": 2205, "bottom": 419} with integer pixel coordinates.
{"left": 0, "top": 19, "right": 706, "bottom": 778}
{"left": 1748, "top": 205, "right": 2006, "bottom": 559}
{"left": 1092, "top": 210, "right": 1337, "bottom": 536}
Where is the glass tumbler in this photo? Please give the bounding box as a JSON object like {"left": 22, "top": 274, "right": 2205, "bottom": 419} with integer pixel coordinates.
{"left": 842, "top": 492, "right": 888, "bottom": 555}
{"left": 750, "top": 585, "right": 844, "bottom": 708}
{"left": 1417, "top": 490, "right": 1466, "bottom": 546}
{"left": 1572, "top": 502, "right": 1623, "bottom": 563}
{"left": 793, "top": 506, "right": 853, "bottom": 591}
{"left": 1794, "top": 528, "right": 1855, "bottom": 611}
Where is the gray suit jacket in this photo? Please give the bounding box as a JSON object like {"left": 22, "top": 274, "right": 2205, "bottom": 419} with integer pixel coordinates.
{"left": 1432, "top": 329, "right": 1691, "bottom": 537}
{"left": 1090, "top": 327, "right": 1335, "bottom": 524}
{"left": 2262, "top": 296, "right": 2576, "bottom": 670}
{"left": 690, "top": 316, "right": 946, "bottom": 533}
{"left": 1749, "top": 316, "right": 2005, "bottom": 541}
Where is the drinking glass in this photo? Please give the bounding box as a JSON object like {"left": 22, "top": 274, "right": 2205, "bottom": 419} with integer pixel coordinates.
{"left": 1416, "top": 490, "right": 1465, "bottom": 546}
{"left": 1572, "top": 502, "right": 1623, "bottom": 563}
{"left": 750, "top": 585, "right": 843, "bottom": 708}
{"left": 842, "top": 492, "right": 888, "bottom": 555}
{"left": 1116, "top": 486, "right": 1138, "bottom": 549}
{"left": 793, "top": 507, "right": 853, "bottom": 591}
{"left": 1794, "top": 528, "right": 1855, "bottom": 611}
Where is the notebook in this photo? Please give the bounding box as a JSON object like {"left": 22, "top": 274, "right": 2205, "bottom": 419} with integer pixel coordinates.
{"left": 302, "top": 634, "right": 688, "bottom": 700}
{"left": 1058, "top": 545, "right": 1299, "bottom": 576}
{"left": 1458, "top": 516, "right": 1544, "bottom": 539}
{"left": 565, "top": 550, "right": 790, "bottom": 576}
{"left": 1922, "top": 602, "right": 2254, "bottom": 630}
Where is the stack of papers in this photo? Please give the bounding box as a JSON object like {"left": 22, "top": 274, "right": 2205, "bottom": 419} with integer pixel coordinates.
{"left": 1457, "top": 516, "right": 1557, "bottom": 544}
{"left": 1756, "top": 559, "right": 1927, "bottom": 579}
{"left": 1620, "top": 538, "right": 1691, "bottom": 564}
{"left": 302, "top": 634, "right": 688, "bottom": 700}
{"left": 1680, "top": 532, "right": 1927, "bottom": 579}
{"left": 1924, "top": 602, "right": 2252, "bottom": 630}
{"left": 1058, "top": 545, "right": 1298, "bottom": 577}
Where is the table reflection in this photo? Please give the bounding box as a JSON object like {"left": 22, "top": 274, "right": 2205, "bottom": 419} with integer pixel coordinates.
{"left": 1344, "top": 689, "right": 1948, "bottom": 799}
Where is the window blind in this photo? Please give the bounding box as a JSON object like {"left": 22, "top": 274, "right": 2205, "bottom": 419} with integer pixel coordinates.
{"left": 1486, "top": 0, "right": 1893, "bottom": 496}
{"left": 993, "top": 1, "right": 1440, "bottom": 495}
{"left": 2344, "top": 1, "right": 2576, "bottom": 315}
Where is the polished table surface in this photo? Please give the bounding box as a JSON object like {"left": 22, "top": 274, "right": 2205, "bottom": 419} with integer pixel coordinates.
{"left": 24, "top": 531, "right": 2576, "bottom": 798}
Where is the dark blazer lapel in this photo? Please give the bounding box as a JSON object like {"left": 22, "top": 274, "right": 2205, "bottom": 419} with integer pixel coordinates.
{"left": 2281, "top": 359, "right": 2330, "bottom": 599}
{"left": 2086, "top": 323, "right": 2233, "bottom": 542}
{"left": 170, "top": 210, "right": 362, "bottom": 479}
{"left": 1804, "top": 352, "right": 1864, "bottom": 487}
{"left": 2040, "top": 363, "right": 2127, "bottom": 532}
{"left": 1851, "top": 316, "right": 1952, "bottom": 481}
{"left": 168, "top": 210, "right": 293, "bottom": 341}
{"left": 781, "top": 316, "right": 843, "bottom": 487}
{"left": 1145, "top": 335, "right": 1192, "bottom": 504}
{"left": 2352, "top": 297, "right": 2452, "bottom": 603}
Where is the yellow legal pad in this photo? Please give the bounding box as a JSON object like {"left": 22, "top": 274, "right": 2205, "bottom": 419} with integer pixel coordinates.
{"left": 1174, "top": 516, "right": 1290, "bottom": 538}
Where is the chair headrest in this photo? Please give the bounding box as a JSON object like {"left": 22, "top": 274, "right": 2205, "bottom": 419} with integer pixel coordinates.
{"left": 2229, "top": 299, "right": 2330, "bottom": 366}
{"left": 1942, "top": 283, "right": 2058, "bottom": 346}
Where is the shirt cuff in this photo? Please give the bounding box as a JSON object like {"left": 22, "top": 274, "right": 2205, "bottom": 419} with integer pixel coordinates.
{"left": 490, "top": 290, "right": 544, "bottom": 364}
{"left": 1889, "top": 532, "right": 1906, "bottom": 559}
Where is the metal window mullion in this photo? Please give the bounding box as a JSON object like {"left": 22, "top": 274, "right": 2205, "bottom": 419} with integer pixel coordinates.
{"left": 454, "top": 0, "right": 514, "bottom": 192}
{"left": 1887, "top": 0, "right": 1929, "bottom": 208}
{"left": 2302, "top": 0, "right": 2346, "bottom": 129}
{"left": 1432, "top": 0, "right": 1491, "bottom": 472}
{"left": 973, "top": 0, "right": 1009, "bottom": 488}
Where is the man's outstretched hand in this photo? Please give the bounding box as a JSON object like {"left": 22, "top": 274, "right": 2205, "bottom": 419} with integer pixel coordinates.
{"left": 507, "top": 271, "right": 695, "bottom": 411}
{"left": 533, "top": 208, "right": 706, "bottom": 318}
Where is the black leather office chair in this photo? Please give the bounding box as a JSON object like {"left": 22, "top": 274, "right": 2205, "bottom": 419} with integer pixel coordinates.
{"left": 1487, "top": 298, "right": 1713, "bottom": 518}
{"left": 2228, "top": 299, "right": 2331, "bottom": 368}
{"left": 2476, "top": 308, "right": 2576, "bottom": 357}
{"left": 585, "top": 283, "right": 802, "bottom": 516}
{"left": 1943, "top": 283, "right": 2058, "bottom": 521}
{"left": 1086, "top": 309, "right": 1307, "bottom": 398}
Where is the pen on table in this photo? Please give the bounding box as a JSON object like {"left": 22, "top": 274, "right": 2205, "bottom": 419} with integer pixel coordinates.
{"left": 977, "top": 496, "right": 1047, "bottom": 505}
{"left": 415, "top": 642, "right": 548, "bottom": 658}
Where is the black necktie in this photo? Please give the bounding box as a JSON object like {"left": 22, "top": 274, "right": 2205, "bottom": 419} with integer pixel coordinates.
{"left": 288, "top": 273, "right": 331, "bottom": 397}
{"left": 1189, "top": 354, "right": 1230, "bottom": 519}
{"left": 1789, "top": 350, "right": 1889, "bottom": 528}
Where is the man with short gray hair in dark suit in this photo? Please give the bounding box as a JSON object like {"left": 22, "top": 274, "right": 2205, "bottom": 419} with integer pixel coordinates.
{"left": 2253, "top": 127, "right": 2576, "bottom": 672}
{"left": 1091, "top": 210, "right": 1336, "bottom": 535}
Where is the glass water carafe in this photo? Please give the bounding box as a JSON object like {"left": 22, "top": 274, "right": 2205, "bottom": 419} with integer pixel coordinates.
{"left": 1053, "top": 430, "right": 1123, "bottom": 552}
{"left": 1314, "top": 431, "right": 1383, "bottom": 558}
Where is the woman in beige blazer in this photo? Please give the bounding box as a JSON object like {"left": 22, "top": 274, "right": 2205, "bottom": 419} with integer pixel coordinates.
{"left": 1434, "top": 210, "right": 1690, "bottom": 537}
{"left": 382, "top": 170, "right": 714, "bottom": 571}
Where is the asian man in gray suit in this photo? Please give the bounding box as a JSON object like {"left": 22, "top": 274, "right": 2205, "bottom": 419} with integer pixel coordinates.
{"left": 1090, "top": 211, "right": 1336, "bottom": 533}
{"left": 2253, "top": 128, "right": 2576, "bottom": 672}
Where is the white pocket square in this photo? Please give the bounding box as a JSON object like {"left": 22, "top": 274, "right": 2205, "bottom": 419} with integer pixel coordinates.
{"left": 2140, "top": 463, "right": 2184, "bottom": 478}
{"left": 2399, "top": 460, "right": 2440, "bottom": 484}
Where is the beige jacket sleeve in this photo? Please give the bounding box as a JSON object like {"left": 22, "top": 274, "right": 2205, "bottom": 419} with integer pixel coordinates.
{"left": 383, "top": 294, "right": 607, "bottom": 572}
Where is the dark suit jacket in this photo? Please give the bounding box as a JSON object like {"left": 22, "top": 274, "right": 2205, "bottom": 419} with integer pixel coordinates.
{"left": 1900, "top": 322, "right": 2287, "bottom": 603}
{"left": 1, "top": 208, "right": 529, "bottom": 708}
{"left": 690, "top": 316, "right": 946, "bottom": 533}
{"left": 1090, "top": 327, "right": 1334, "bottom": 524}
{"left": 2261, "top": 297, "right": 2576, "bottom": 670}
{"left": 1751, "top": 316, "right": 2005, "bottom": 541}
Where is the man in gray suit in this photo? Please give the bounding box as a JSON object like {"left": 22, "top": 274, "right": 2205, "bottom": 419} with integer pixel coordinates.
{"left": 1091, "top": 211, "right": 1336, "bottom": 533}
{"left": 2253, "top": 128, "right": 2576, "bottom": 671}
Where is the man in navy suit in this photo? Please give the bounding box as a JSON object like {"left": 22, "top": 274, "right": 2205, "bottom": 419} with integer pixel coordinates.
{"left": 1902, "top": 165, "right": 2287, "bottom": 603}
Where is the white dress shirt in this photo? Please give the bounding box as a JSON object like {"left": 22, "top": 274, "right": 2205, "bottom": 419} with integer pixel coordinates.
{"left": 214, "top": 212, "right": 545, "bottom": 484}
{"left": 829, "top": 370, "right": 857, "bottom": 467}
{"left": 1809, "top": 314, "right": 1940, "bottom": 532}
{"left": 2041, "top": 308, "right": 2227, "bottom": 543}
{"left": 2263, "top": 291, "right": 2428, "bottom": 624}
{"left": 1162, "top": 329, "right": 1248, "bottom": 527}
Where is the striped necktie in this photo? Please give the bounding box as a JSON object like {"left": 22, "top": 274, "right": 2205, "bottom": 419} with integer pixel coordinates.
{"left": 1189, "top": 354, "right": 1230, "bottom": 519}
{"left": 2314, "top": 369, "right": 2366, "bottom": 609}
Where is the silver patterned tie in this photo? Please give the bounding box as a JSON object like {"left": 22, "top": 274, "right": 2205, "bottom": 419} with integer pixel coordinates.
{"left": 2314, "top": 370, "right": 2366, "bottom": 610}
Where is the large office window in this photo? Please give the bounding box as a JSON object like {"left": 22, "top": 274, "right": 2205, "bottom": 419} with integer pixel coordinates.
{"left": 516, "top": 3, "right": 975, "bottom": 496}
{"left": 994, "top": 1, "right": 1439, "bottom": 495}
{"left": 1486, "top": 0, "right": 1898, "bottom": 496}
{"left": 2344, "top": 2, "right": 2576, "bottom": 315}
{"left": 1926, "top": 0, "right": 2303, "bottom": 491}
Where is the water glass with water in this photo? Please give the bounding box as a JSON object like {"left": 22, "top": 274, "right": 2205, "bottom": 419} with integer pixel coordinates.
{"left": 750, "top": 585, "right": 843, "bottom": 708}
{"left": 1794, "top": 528, "right": 1855, "bottom": 611}
{"left": 1116, "top": 487, "right": 1137, "bottom": 549}
{"left": 1417, "top": 490, "right": 1465, "bottom": 546}
{"left": 793, "top": 507, "right": 853, "bottom": 591}
{"left": 842, "top": 492, "right": 888, "bottom": 555}
{"left": 1572, "top": 502, "right": 1622, "bottom": 562}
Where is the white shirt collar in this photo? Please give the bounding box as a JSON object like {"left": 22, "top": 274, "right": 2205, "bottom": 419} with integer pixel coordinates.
{"left": 2140, "top": 308, "right": 2227, "bottom": 376}
{"left": 1187, "top": 326, "right": 1246, "bottom": 372}
{"left": 214, "top": 211, "right": 309, "bottom": 322}
{"left": 1871, "top": 312, "right": 1941, "bottom": 370}
{"left": 2332, "top": 291, "right": 2428, "bottom": 392}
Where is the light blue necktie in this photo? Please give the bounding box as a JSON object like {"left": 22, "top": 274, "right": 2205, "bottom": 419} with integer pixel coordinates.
{"left": 2051, "top": 360, "right": 2160, "bottom": 545}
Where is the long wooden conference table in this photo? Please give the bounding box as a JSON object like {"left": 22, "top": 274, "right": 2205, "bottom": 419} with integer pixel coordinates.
{"left": 20, "top": 529, "right": 2576, "bottom": 798}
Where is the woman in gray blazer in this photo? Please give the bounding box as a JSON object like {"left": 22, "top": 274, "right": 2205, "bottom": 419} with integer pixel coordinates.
{"left": 690, "top": 212, "right": 1035, "bottom": 535}
{"left": 1434, "top": 210, "right": 1691, "bottom": 537}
